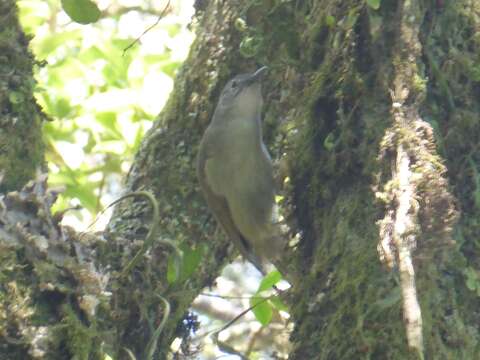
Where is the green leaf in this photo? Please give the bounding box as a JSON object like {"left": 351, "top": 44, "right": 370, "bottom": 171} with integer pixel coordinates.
{"left": 250, "top": 297, "right": 273, "bottom": 326}
{"left": 65, "top": 183, "right": 98, "bottom": 212}
{"left": 96, "top": 112, "right": 123, "bottom": 139}
{"left": 53, "top": 97, "right": 73, "bottom": 118}
{"left": 143, "top": 53, "right": 171, "bottom": 65}
{"left": 36, "top": 30, "right": 82, "bottom": 57}
{"left": 161, "top": 61, "right": 182, "bottom": 77}
{"left": 366, "top": 0, "right": 381, "bottom": 10}
{"left": 178, "top": 244, "right": 204, "bottom": 281}
{"left": 48, "top": 172, "right": 78, "bottom": 186}
{"left": 80, "top": 46, "right": 107, "bottom": 63}
{"left": 17, "top": 1, "right": 49, "bottom": 34}
{"left": 270, "top": 295, "right": 289, "bottom": 312}
{"left": 164, "top": 23, "right": 181, "bottom": 37}
{"left": 61, "top": 0, "right": 101, "bottom": 25}
{"left": 257, "top": 270, "right": 282, "bottom": 293}
{"left": 166, "top": 256, "right": 178, "bottom": 283}
{"left": 167, "top": 244, "right": 205, "bottom": 284}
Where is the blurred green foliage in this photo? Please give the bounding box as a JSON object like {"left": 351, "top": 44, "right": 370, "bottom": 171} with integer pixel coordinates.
{"left": 366, "top": 0, "right": 381, "bottom": 10}
{"left": 18, "top": 0, "right": 193, "bottom": 226}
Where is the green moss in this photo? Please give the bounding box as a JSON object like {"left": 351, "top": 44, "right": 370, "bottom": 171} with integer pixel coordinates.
{"left": 0, "top": 247, "right": 36, "bottom": 358}
{"left": 421, "top": 3, "right": 480, "bottom": 351}
{"left": 412, "top": 73, "right": 427, "bottom": 95}
{"left": 0, "top": 0, "right": 45, "bottom": 192}
{"left": 289, "top": 187, "right": 411, "bottom": 358}
{"left": 60, "top": 304, "right": 96, "bottom": 360}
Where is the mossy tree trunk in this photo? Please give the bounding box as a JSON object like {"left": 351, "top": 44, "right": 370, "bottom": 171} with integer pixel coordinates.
{"left": 1, "top": 0, "right": 479, "bottom": 359}
{"left": 0, "top": 0, "right": 45, "bottom": 192}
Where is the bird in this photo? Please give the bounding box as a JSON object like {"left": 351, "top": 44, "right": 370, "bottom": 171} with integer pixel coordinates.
{"left": 197, "top": 66, "right": 283, "bottom": 274}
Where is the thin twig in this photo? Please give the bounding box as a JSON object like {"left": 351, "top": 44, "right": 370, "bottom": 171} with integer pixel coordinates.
{"left": 200, "top": 292, "right": 274, "bottom": 300}
{"left": 122, "top": 0, "right": 171, "bottom": 56}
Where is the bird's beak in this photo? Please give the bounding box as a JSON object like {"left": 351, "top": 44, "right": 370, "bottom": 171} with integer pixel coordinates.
{"left": 246, "top": 66, "right": 268, "bottom": 85}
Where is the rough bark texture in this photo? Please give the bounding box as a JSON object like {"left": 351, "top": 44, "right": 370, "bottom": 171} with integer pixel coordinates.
{"left": 1, "top": 0, "right": 480, "bottom": 359}
{"left": 0, "top": 0, "right": 45, "bottom": 192}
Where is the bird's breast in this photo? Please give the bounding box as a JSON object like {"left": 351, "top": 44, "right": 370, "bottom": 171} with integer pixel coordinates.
{"left": 205, "top": 119, "right": 272, "bottom": 197}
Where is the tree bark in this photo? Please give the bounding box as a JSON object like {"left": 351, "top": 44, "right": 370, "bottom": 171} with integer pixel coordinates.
{"left": 0, "top": 0, "right": 45, "bottom": 192}
{"left": 1, "top": 0, "right": 480, "bottom": 359}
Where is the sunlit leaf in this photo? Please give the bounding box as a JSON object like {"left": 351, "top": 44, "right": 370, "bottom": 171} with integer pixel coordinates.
{"left": 35, "top": 31, "right": 82, "bottom": 58}
{"left": 161, "top": 61, "right": 182, "bottom": 77}
{"left": 18, "top": 1, "right": 50, "bottom": 33}
{"left": 94, "top": 140, "right": 127, "bottom": 154}
{"left": 52, "top": 97, "right": 74, "bottom": 118}
{"left": 143, "top": 54, "right": 171, "bottom": 65}
{"left": 44, "top": 124, "right": 76, "bottom": 142}
{"left": 250, "top": 297, "right": 273, "bottom": 326}
{"left": 164, "top": 23, "right": 181, "bottom": 37}
{"left": 20, "top": 0, "right": 193, "bottom": 226}
{"left": 64, "top": 183, "right": 98, "bottom": 212}
{"left": 258, "top": 270, "right": 282, "bottom": 292}
{"left": 80, "top": 46, "right": 107, "bottom": 63}
{"left": 270, "top": 296, "right": 289, "bottom": 312}
{"left": 96, "top": 112, "right": 123, "bottom": 139}
{"left": 61, "top": 0, "right": 101, "bottom": 25}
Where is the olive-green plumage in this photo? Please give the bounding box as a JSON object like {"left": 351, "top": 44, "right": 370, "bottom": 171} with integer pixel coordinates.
{"left": 197, "top": 67, "right": 281, "bottom": 273}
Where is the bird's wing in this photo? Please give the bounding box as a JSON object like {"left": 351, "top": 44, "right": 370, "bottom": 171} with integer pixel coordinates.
{"left": 197, "top": 145, "right": 265, "bottom": 273}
